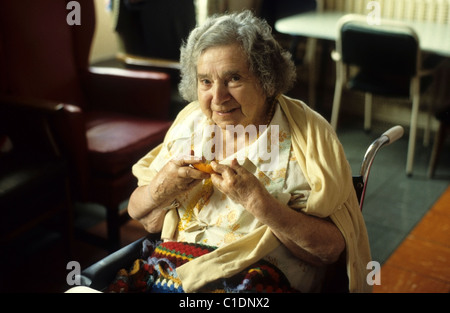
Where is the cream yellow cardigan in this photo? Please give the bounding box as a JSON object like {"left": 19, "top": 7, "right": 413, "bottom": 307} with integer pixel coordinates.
{"left": 132, "top": 95, "right": 372, "bottom": 293}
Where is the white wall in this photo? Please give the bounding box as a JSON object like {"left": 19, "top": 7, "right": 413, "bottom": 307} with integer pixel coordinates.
{"left": 90, "top": 0, "right": 120, "bottom": 63}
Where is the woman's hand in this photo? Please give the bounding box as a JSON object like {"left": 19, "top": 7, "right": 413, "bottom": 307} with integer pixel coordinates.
{"left": 128, "top": 154, "right": 210, "bottom": 232}
{"left": 150, "top": 155, "right": 211, "bottom": 206}
{"left": 210, "top": 158, "right": 269, "bottom": 210}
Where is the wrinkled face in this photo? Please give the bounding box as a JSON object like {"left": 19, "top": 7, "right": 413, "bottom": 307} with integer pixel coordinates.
{"left": 196, "top": 44, "right": 268, "bottom": 131}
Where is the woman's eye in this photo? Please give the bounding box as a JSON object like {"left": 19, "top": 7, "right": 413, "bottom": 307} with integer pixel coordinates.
{"left": 230, "top": 75, "right": 240, "bottom": 82}
{"left": 200, "top": 79, "right": 211, "bottom": 85}
{"left": 225, "top": 76, "right": 241, "bottom": 86}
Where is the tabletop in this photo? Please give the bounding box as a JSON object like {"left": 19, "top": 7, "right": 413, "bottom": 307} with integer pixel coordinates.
{"left": 275, "top": 11, "right": 450, "bottom": 57}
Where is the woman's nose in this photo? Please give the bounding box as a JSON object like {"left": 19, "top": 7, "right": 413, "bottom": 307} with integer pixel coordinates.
{"left": 211, "top": 83, "right": 231, "bottom": 105}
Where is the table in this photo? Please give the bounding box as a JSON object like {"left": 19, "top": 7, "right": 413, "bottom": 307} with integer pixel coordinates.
{"left": 275, "top": 11, "right": 450, "bottom": 57}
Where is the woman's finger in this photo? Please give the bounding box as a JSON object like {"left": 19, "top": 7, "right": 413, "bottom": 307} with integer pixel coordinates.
{"left": 172, "top": 155, "right": 203, "bottom": 167}
{"left": 229, "top": 158, "right": 247, "bottom": 174}
{"left": 178, "top": 165, "right": 210, "bottom": 180}
{"left": 210, "top": 161, "right": 236, "bottom": 175}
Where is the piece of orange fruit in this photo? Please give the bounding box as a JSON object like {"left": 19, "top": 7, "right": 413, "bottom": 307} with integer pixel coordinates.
{"left": 192, "top": 163, "right": 215, "bottom": 174}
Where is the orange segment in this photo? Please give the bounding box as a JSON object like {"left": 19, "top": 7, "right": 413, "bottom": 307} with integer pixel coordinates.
{"left": 192, "top": 163, "right": 215, "bottom": 174}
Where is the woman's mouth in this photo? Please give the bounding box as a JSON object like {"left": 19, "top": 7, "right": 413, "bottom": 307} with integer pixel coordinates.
{"left": 216, "top": 108, "right": 238, "bottom": 116}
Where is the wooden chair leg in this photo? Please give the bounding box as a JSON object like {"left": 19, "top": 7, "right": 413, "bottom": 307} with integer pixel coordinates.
{"left": 62, "top": 178, "right": 74, "bottom": 260}
{"left": 428, "top": 122, "right": 445, "bottom": 178}
{"left": 406, "top": 84, "right": 421, "bottom": 176}
{"left": 306, "top": 38, "right": 318, "bottom": 109}
{"left": 364, "top": 93, "right": 373, "bottom": 132}
{"left": 331, "top": 71, "right": 344, "bottom": 130}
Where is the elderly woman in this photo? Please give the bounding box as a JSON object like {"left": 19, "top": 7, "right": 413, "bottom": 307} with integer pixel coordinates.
{"left": 127, "top": 11, "right": 372, "bottom": 293}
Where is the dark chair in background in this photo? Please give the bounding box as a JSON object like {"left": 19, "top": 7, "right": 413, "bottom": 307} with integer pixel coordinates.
{"left": 112, "top": 0, "right": 197, "bottom": 118}
{"left": 259, "top": 0, "right": 317, "bottom": 30}
{"left": 330, "top": 14, "right": 441, "bottom": 177}
{"left": 0, "top": 0, "right": 172, "bottom": 249}
{"left": 77, "top": 126, "right": 404, "bottom": 293}
{"left": 114, "top": 0, "right": 195, "bottom": 61}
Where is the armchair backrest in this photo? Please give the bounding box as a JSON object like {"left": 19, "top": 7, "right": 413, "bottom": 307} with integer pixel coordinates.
{"left": 0, "top": 0, "right": 95, "bottom": 108}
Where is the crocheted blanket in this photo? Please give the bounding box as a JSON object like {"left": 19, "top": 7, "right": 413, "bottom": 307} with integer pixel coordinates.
{"left": 107, "top": 240, "right": 298, "bottom": 293}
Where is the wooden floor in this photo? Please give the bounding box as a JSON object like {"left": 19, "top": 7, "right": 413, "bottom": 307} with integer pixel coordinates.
{"left": 373, "top": 185, "right": 450, "bottom": 293}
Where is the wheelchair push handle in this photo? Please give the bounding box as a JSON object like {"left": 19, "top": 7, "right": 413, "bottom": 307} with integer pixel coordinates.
{"left": 382, "top": 125, "right": 404, "bottom": 146}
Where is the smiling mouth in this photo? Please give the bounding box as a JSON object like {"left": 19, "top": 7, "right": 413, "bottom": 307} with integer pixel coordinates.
{"left": 216, "top": 108, "right": 238, "bottom": 115}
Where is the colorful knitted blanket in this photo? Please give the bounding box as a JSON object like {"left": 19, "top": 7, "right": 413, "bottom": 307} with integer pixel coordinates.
{"left": 107, "top": 240, "right": 298, "bottom": 293}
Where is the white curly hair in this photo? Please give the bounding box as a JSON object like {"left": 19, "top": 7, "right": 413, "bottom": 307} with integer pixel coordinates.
{"left": 178, "top": 10, "right": 297, "bottom": 103}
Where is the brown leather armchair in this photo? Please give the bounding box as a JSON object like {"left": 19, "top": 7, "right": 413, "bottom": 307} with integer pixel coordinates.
{"left": 0, "top": 0, "right": 173, "bottom": 249}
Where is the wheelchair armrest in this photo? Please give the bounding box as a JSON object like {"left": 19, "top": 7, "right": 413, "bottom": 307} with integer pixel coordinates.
{"left": 78, "top": 236, "right": 147, "bottom": 291}
{"left": 78, "top": 232, "right": 162, "bottom": 291}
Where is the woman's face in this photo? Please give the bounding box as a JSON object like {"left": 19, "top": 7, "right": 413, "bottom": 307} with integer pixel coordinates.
{"left": 197, "top": 44, "right": 268, "bottom": 131}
